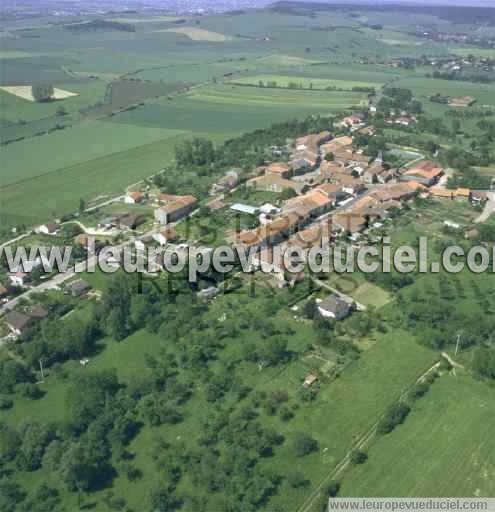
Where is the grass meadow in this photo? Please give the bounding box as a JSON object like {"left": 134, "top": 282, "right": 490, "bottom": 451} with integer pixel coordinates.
{"left": 340, "top": 373, "right": 495, "bottom": 497}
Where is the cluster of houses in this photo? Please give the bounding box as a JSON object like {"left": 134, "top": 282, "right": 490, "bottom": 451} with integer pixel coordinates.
{"left": 219, "top": 119, "right": 484, "bottom": 288}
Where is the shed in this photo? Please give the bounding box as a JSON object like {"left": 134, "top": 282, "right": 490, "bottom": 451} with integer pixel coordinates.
{"left": 230, "top": 203, "right": 259, "bottom": 215}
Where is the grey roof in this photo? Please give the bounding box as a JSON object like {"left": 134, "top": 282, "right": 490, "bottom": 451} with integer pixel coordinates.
{"left": 68, "top": 279, "right": 91, "bottom": 293}
{"left": 5, "top": 311, "right": 32, "bottom": 332}
{"left": 319, "top": 295, "right": 353, "bottom": 320}
{"left": 26, "top": 306, "right": 48, "bottom": 319}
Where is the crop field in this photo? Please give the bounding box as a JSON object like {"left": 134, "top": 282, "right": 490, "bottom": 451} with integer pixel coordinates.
{"left": 340, "top": 374, "right": 495, "bottom": 497}
{"left": 450, "top": 48, "right": 495, "bottom": 58}
{"left": 1, "top": 131, "right": 229, "bottom": 228}
{"left": 1, "top": 121, "right": 187, "bottom": 187}
{"left": 0, "top": 80, "right": 107, "bottom": 122}
{"left": 158, "top": 26, "right": 231, "bottom": 42}
{"left": 0, "top": 85, "right": 78, "bottom": 102}
{"left": 229, "top": 74, "right": 383, "bottom": 91}
{"left": 108, "top": 85, "right": 366, "bottom": 134}
{"left": 395, "top": 77, "right": 495, "bottom": 109}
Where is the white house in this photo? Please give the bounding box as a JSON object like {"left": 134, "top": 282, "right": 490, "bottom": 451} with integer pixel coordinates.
{"left": 36, "top": 223, "right": 58, "bottom": 235}
{"left": 8, "top": 272, "right": 28, "bottom": 287}
{"left": 125, "top": 191, "right": 144, "bottom": 204}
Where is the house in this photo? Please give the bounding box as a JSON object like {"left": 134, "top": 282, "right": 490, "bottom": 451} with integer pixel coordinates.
{"left": 210, "top": 169, "right": 241, "bottom": 195}
{"left": 35, "top": 222, "right": 59, "bottom": 235}
{"left": 370, "top": 182, "right": 426, "bottom": 203}
{"left": 26, "top": 306, "right": 48, "bottom": 320}
{"left": 332, "top": 213, "right": 369, "bottom": 234}
{"left": 118, "top": 213, "right": 146, "bottom": 230}
{"left": 303, "top": 373, "right": 318, "bottom": 387}
{"left": 246, "top": 174, "right": 307, "bottom": 195}
{"left": 197, "top": 287, "right": 220, "bottom": 301}
{"left": 4, "top": 311, "right": 32, "bottom": 336}
{"left": 154, "top": 195, "right": 198, "bottom": 225}
{"left": 265, "top": 162, "right": 292, "bottom": 179}
{"left": 8, "top": 272, "right": 28, "bottom": 287}
{"left": 250, "top": 245, "right": 305, "bottom": 287}
{"left": 135, "top": 235, "right": 154, "bottom": 252}
{"left": 337, "top": 114, "right": 364, "bottom": 129}
{"left": 402, "top": 161, "right": 444, "bottom": 186}
{"left": 317, "top": 295, "right": 354, "bottom": 320}
{"left": 364, "top": 163, "right": 394, "bottom": 184}
{"left": 321, "top": 136, "right": 353, "bottom": 156}
{"left": 125, "top": 191, "right": 144, "bottom": 204}
{"left": 153, "top": 227, "right": 178, "bottom": 245}
{"left": 206, "top": 198, "right": 226, "bottom": 211}
{"left": 67, "top": 279, "right": 91, "bottom": 297}
{"left": 284, "top": 189, "right": 334, "bottom": 218}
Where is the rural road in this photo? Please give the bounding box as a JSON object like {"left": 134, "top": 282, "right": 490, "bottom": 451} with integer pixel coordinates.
{"left": 297, "top": 360, "right": 442, "bottom": 512}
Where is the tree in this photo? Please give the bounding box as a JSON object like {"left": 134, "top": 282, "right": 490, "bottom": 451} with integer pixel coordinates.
{"left": 16, "top": 420, "right": 54, "bottom": 471}
{"left": 0, "top": 477, "right": 26, "bottom": 512}
{"left": 31, "top": 84, "right": 54, "bottom": 103}
{"left": 79, "top": 198, "right": 86, "bottom": 213}
{"left": 0, "top": 421, "right": 21, "bottom": 464}
{"left": 325, "top": 152, "right": 334, "bottom": 162}
{"left": 292, "top": 432, "right": 318, "bottom": 457}
{"left": 56, "top": 106, "right": 67, "bottom": 116}
{"left": 350, "top": 449, "right": 368, "bottom": 465}
{"left": 377, "top": 403, "right": 411, "bottom": 435}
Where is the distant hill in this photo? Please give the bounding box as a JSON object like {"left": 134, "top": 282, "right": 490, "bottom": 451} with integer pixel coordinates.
{"left": 270, "top": 1, "right": 495, "bottom": 24}
{"left": 64, "top": 19, "right": 136, "bottom": 33}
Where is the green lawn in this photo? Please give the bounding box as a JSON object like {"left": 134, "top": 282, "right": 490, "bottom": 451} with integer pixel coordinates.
{"left": 340, "top": 373, "right": 495, "bottom": 497}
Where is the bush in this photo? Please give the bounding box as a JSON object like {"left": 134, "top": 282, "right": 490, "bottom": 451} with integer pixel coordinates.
{"left": 350, "top": 449, "right": 368, "bottom": 465}
{"left": 292, "top": 432, "right": 318, "bottom": 457}
{"left": 377, "top": 403, "right": 411, "bottom": 435}
{"left": 0, "top": 397, "right": 13, "bottom": 410}
{"left": 16, "top": 383, "right": 44, "bottom": 400}
{"left": 326, "top": 480, "right": 341, "bottom": 497}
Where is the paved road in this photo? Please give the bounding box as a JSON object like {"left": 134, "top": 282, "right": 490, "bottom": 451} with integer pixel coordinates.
{"left": 0, "top": 232, "right": 32, "bottom": 249}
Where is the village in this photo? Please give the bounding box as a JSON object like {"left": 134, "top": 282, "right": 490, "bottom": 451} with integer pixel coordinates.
{"left": 1, "top": 108, "right": 493, "bottom": 344}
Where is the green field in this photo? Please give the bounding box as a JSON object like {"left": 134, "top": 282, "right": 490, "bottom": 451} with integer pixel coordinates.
{"left": 340, "top": 374, "right": 495, "bottom": 497}
{"left": 0, "top": 131, "right": 228, "bottom": 227}
{"left": 1, "top": 121, "right": 187, "bottom": 187}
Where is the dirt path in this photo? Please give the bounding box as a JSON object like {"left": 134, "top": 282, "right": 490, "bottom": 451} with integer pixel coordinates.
{"left": 474, "top": 192, "right": 495, "bottom": 223}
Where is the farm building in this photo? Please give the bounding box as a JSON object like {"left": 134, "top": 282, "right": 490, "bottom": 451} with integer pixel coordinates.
{"left": 154, "top": 195, "right": 198, "bottom": 225}
{"left": 230, "top": 203, "right": 259, "bottom": 215}
{"left": 125, "top": 191, "right": 144, "bottom": 204}
{"left": 246, "top": 174, "right": 307, "bottom": 195}
{"left": 448, "top": 96, "right": 476, "bottom": 108}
